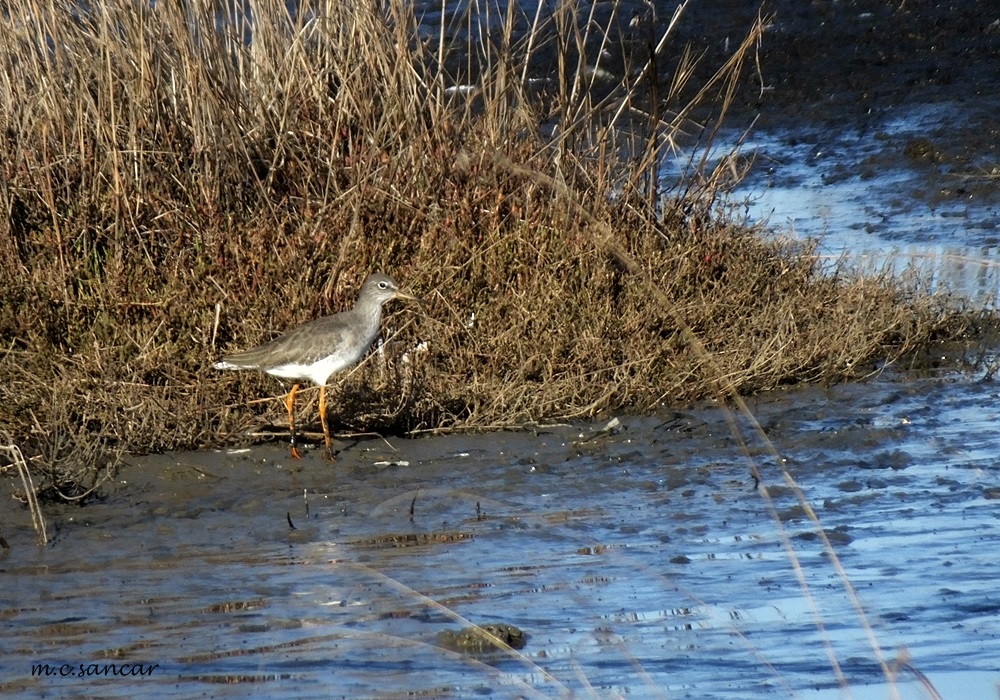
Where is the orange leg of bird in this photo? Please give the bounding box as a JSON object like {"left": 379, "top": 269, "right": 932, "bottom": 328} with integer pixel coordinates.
{"left": 319, "top": 384, "right": 334, "bottom": 460}
{"left": 285, "top": 383, "right": 302, "bottom": 459}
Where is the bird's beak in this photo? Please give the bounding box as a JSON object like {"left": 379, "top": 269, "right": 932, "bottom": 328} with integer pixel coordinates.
{"left": 394, "top": 289, "right": 424, "bottom": 305}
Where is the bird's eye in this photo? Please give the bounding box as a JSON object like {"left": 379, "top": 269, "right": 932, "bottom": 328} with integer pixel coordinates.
{"left": 378, "top": 281, "right": 388, "bottom": 289}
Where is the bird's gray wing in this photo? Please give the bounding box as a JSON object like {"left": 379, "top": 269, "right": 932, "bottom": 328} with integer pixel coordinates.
{"left": 217, "top": 314, "right": 357, "bottom": 369}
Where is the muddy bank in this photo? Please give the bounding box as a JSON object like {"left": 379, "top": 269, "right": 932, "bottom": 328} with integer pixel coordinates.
{"left": 657, "top": 0, "right": 1000, "bottom": 215}
{"left": 682, "top": 0, "right": 1000, "bottom": 124}
{"left": 682, "top": 0, "right": 1000, "bottom": 299}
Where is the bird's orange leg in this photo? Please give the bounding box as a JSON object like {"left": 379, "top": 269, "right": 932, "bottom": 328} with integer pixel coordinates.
{"left": 319, "top": 384, "right": 334, "bottom": 460}
{"left": 285, "top": 383, "right": 302, "bottom": 459}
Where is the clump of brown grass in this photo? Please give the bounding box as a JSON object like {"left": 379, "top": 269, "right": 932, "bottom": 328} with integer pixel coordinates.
{"left": 0, "top": 0, "right": 978, "bottom": 502}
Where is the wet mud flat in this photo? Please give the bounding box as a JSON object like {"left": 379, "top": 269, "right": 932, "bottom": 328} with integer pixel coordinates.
{"left": 685, "top": 0, "right": 1000, "bottom": 303}
{"left": 3, "top": 374, "right": 1000, "bottom": 697}
{"left": 4, "top": 1, "right": 1000, "bottom": 697}
{"left": 720, "top": 97, "right": 1000, "bottom": 308}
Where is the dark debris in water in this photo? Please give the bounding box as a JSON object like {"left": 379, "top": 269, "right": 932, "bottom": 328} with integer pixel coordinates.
{"left": 436, "top": 623, "right": 527, "bottom": 654}
{"left": 203, "top": 599, "right": 267, "bottom": 614}
{"left": 349, "top": 532, "right": 475, "bottom": 549}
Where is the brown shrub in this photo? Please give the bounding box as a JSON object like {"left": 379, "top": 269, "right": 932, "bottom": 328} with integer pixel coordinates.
{"left": 0, "top": 0, "right": 976, "bottom": 502}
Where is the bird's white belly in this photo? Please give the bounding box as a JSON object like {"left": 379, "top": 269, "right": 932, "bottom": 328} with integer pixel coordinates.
{"left": 265, "top": 352, "right": 357, "bottom": 385}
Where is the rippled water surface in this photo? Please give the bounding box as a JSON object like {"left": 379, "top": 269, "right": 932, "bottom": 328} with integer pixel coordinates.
{"left": 3, "top": 373, "right": 1000, "bottom": 698}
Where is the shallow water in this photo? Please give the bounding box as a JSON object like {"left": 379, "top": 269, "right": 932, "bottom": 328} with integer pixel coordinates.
{"left": 3, "top": 373, "right": 1000, "bottom": 698}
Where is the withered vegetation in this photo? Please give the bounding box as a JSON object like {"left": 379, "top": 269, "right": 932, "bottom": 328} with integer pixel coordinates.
{"left": 0, "top": 0, "right": 976, "bottom": 503}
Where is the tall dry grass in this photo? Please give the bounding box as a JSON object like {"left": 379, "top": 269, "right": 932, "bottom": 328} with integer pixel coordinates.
{"left": 0, "top": 0, "right": 977, "bottom": 504}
